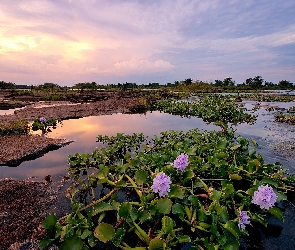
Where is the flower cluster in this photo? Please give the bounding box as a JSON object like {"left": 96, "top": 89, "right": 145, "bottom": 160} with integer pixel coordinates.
{"left": 151, "top": 172, "right": 171, "bottom": 197}
{"left": 238, "top": 210, "right": 251, "bottom": 230}
{"left": 173, "top": 153, "right": 189, "bottom": 172}
{"left": 40, "top": 117, "right": 47, "bottom": 123}
{"left": 252, "top": 185, "right": 277, "bottom": 210}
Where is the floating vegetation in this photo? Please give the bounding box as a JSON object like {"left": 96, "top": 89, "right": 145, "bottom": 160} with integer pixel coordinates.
{"left": 275, "top": 113, "right": 295, "bottom": 125}
{"left": 40, "top": 97, "right": 295, "bottom": 249}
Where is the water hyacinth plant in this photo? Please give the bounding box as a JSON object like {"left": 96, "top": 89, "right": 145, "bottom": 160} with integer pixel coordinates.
{"left": 150, "top": 94, "right": 257, "bottom": 133}
{"left": 151, "top": 172, "right": 172, "bottom": 197}
{"left": 31, "top": 117, "right": 59, "bottom": 135}
{"left": 252, "top": 185, "right": 277, "bottom": 210}
{"left": 237, "top": 211, "right": 251, "bottom": 230}
{"left": 40, "top": 128, "right": 295, "bottom": 250}
{"left": 173, "top": 153, "right": 189, "bottom": 172}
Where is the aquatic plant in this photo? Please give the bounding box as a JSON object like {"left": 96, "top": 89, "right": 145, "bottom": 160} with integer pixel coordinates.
{"left": 31, "top": 117, "right": 59, "bottom": 135}
{"left": 275, "top": 113, "right": 295, "bottom": 125}
{"left": 40, "top": 129, "right": 294, "bottom": 250}
{"left": 150, "top": 94, "right": 257, "bottom": 132}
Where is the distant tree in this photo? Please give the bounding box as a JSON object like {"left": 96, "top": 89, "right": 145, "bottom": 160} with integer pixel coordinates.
{"left": 184, "top": 78, "right": 193, "bottom": 85}
{"left": 252, "top": 76, "right": 264, "bottom": 89}
{"left": 245, "top": 76, "right": 263, "bottom": 89}
{"left": 41, "top": 82, "right": 61, "bottom": 90}
{"left": 278, "top": 80, "right": 293, "bottom": 89}
{"left": 264, "top": 81, "right": 275, "bottom": 89}
{"left": 214, "top": 79, "right": 223, "bottom": 87}
{"left": 0, "top": 81, "right": 16, "bottom": 89}
{"left": 223, "top": 78, "right": 235, "bottom": 87}
{"left": 73, "top": 82, "right": 98, "bottom": 90}
{"left": 245, "top": 78, "right": 253, "bottom": 87}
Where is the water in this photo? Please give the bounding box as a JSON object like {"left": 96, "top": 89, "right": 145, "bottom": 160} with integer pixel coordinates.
{"left": 1, "top": 100, "right": 295, "bottom": 180}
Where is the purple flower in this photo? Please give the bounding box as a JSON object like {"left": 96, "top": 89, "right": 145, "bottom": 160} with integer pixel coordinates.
{"left": 151, "top": 172, "right": 171, "bottom": 197}
{"left": 252, "top": 185, "right": 277, "bottom": 210}
{"left": 173, "top": 153, "right": 189, "bottom": 172}
{"left": 40, "top": 117, "right": 46, "bottom": 123}
{"left": 238, "top": 210, "right": 251, "bottom": 230}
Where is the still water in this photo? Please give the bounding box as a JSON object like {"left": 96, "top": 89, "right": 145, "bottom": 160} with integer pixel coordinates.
{"left": 1, "top": 100, "right": 295, "bottom": 180}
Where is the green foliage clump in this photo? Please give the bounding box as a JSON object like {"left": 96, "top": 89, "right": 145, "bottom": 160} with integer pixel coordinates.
{"left": 40, "top": 129, "right": 294, "bottom": 250}
{"left": 275, "top": 113, "right": 295, "bottom": 125}
{"left": 31, "top": 117, "right": 59, "bottom": 135}
{"left": 0, "top": 119, "right": 29, "bottom": 136}
{"left": 151, "top": 95, "right": 257, "bottom": 132}
{"left": 241, "top": 94, "right": 294, "bottom": 102}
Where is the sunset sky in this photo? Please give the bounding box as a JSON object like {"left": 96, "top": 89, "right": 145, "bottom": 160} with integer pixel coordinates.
{"left": 1, "top": 0, "right": 294, "bottom": 86}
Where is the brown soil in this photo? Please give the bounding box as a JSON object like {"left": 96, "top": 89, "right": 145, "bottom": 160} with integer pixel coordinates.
{"left": 0, "top": 179, "right": 55, "bottom": 250}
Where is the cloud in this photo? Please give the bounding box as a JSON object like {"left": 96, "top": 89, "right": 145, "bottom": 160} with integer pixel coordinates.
{"left": 0, "top": 0, "right": 294, "bottom": 85}
{"left": 114, "top": 58, "right": 174, "bottom": 75}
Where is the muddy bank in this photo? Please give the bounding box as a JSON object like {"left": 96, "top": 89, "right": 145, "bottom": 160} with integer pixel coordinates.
{"left": 0, "top": 135, "right": 73, "bottom": 166}
{"left": 0, "top": 95, "right": 147, "bottom": 127}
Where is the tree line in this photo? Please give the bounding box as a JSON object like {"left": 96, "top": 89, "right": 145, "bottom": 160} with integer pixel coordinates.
{"left": 0, "top": 76, "right": 294, "bottom": 91}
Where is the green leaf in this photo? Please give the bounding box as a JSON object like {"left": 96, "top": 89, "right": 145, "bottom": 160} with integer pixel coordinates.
{"left": 188, "top": 195, "right": 201, "bottom": 207}
{"left": 149, "top": 237, "right": 164, "bottom": 250}
{"left": 119, "top": 202, "right": 132, "bottom": 219}
{"left": 216, "top": 206, "right": 229, "bottom": 223}
{"left": 260, "top": 178, "right": 278, "bottom": 188}
{"left": 168, "top": 185, "right": 183, "bottom": 199}
{"left": 133, "top": 221, "right": 150, "bottom": 244}
{"left": 210, "top": 190, "right": 221, "bottom": 201}
{"left": 184, "top": 170, "right": 195, "bottom": 183}
{"left": 60, "top": 234, "right": 83, "bottom": 250}
{"left": 215, "top": 152, "right": 228, "bottom": 159}
{"left": 172, "top": 203, "right": 185, "bottom": 219}
{"left": 230, "top": 144, "right": 241, "bottom": 151}
{"left": 268, "top": 207, "right": 284, "bottom": 222}
{"left": 177, "top": 235, "right": 191, "bottom": 243}
{"left": 92, "top": 202, "right": 113, "bottom": 216}
{"left": 199, "top": 222, "right": 211, "bottom": 229}
{"left": 223, "top": 221, "right": 240, "bottom": 239}
{"left": 252, "top": 214, "right": 267, "bottom": 227}
{"left": 130, "top": 207, "right": 139, "bottom": 221}
{"left": 135, "top": 170, "right": 149, "bottom": 185}
{"left": 223, "top": 240, "right": 240, "bottom": 250}
{"left": 138, "top": 210, "right": 152, "bottom": 223}
{"left": 161, "top": 216, "right": 175, "bottom": 235}
{"left": 253, "top": 159, "right": 261, "bottom": 167}
{"left": 157, "top": 198, "right": 172, "bottom": 214}
{"left": 217, "top": 139, "right": 227, "bottom": 149}
{"left": 42, "top": 213, "right": 57, "bottom": 230}
{"left": 187, "top": 146, "right": 198, "bottom": 155}
{"left": 229, "top": 174, "right": 242, "bottom": 181}
{"left": 198, "top": 207, "right": 207, "bottom": 222}
{"left": 81, "top": 229, "right": 92, "bottom": 240}
{"left": 246, "top": 187, "right": 256, "bottom": 196}
{"left": 275, "top": 191, "right": 287, "bottom": 202}
{"left": 87, "top": 233, "right": 98, "bottom": 247}
{"left": 39, "top": 237, "right": 55, "bottom": 250}
{"left": 94, "top": 223, "right": 115, "bottom": 243}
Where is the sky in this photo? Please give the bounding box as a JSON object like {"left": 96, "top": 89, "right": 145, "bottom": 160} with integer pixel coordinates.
{"left": 0, "top": 0, "right": 294, "bottom": 86}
